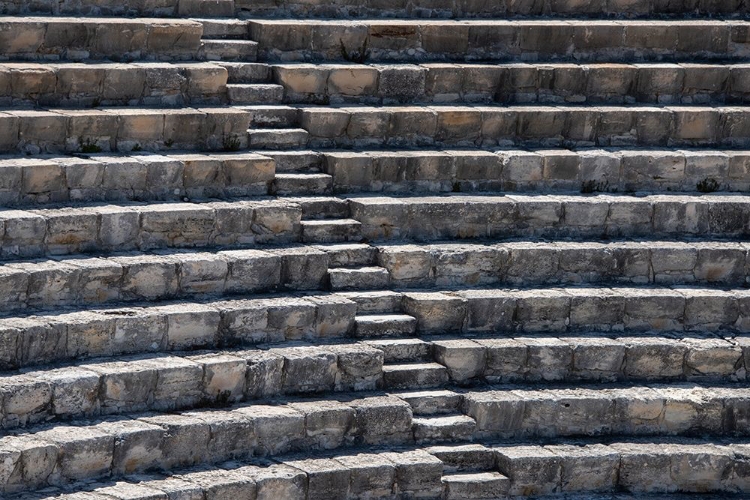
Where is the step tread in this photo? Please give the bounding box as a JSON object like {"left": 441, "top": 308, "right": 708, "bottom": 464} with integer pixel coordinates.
{"left": 356, "top": 313, "right": 417, "bottom": 322}
{"left": 301, "top": 218, "right": 361, "bottom": 226}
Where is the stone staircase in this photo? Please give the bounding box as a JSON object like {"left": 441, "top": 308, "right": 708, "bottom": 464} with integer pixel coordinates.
{"left": 0, "top": 1, "right": 749, "bottom": 499}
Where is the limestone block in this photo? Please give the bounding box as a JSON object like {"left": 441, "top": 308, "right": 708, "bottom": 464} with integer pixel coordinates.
{"left": 284, "top": 458, "right": 350, "bottom": 500}
{"left": 432, "top": 338, "right": 487, "bottom": 382}
{"left": 402, "top": 292, "right": 466, "bottom": 333}
{"left": 278, "top": 345, "right": 337, "bottom": 394}
{"left": 95, "top": 418, "right": 165, "bottom": 475}
{"left": 309, "top": 295, "right": 357, "bottom": 337}
{"left": 0, "top": 375, "right": 52, "bottom": 427}
{"left": 36, "top": 425, "right": 114, "bottom": 483}
{"left": 270, "top": 245, "right": 329, "bottom": 290}
{"left": 242, "top": 350, "right": 284, "bottom": 399}
{"left": 289, "top": 400, "right": 355, "bottom": 450}
{"left": 176, "top": 252, "right": 228, "bottom": 296}
{"left": 84, "top": 357, "right": 158, "bottom": 413}
{"left": 40, "top": 366, "right": 100, "bottom": 418}
{"left": 380, "top": 449, "right": 443, "bottom": 498}
{"left": 233, "top": 404, "right": 305, "bottom": 455}
{"left": 327, "top": 65, "right": 378, "bottom": 96}
{"left": 184, "top": 409, "right": 256, "bottom": 463}
{"left": 139, "top": 413, "right": 210, "bottom": 468}
{"left": 140, "top": 356, "right": 203, "bottom": 411}
{"left": 377, "top": 64, "right": 425, "bottom": 102}
{"left": 217, "top": 299, "right": 270, "bottom": 345}
{"left": 495, "top": 445, "right": 561, "bottom": 496}
{"left": 327, "top": 343, "right": 383, "bottom": 391}
{"left": 349, "top": 396, "right": 412, "bottom": 444}
{"left": 334, "top": 453, "right": 395, "bottom": 499}
{"left": 115, "top": 254, "right": 180, "bottom": 301}
{"left": 621, "top": 337, "right": 686, "bottom": 379}
{"left": 220, "top": 249, "right": 282, "bottom": 293}
{"left": 546, "top": 444, "right": 618, "bottom": 492}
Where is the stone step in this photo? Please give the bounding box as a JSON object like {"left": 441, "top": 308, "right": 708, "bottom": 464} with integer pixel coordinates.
{"left": 0, "top": 198, "right": 300, "bottom": 259}
{"left": 364, "top": 337, "right": 431, "bottom": 363}
{"left": 463, "top": 383, "right": 750, "bottom": 440}
{"left": 235, "top": 0, "right": 747, "bottom": 18}
{"left": 197, "top": 19, "right": 249, "bottom": 39}
{"left": 354, "top": 313, "right": 417, "bottom": 337}
{"left": 328, "top": 266, "right": 390, "bottom": 290}
{"left": 219, "top": 62, "right": 273, "bottom": 83}
{"left": 272, "top": 62, "right": 750, "bottom": 106}
{"left": 3, "top": 0, "right": 236, "bottom": 16}
{"left": 301, "top": 218, "right": 362, "bottom": 243}
{"left": 248, "top": 128, "right": 309, "bottom": 149}
{"left": 0, "top": 293, "right": 359, "bottom": 369}
{"left": 336, "top": 289, "right": 404, "bottom": 313}
{"left": 198, "top": 39, "right": 258, "bottom": 62}
{"left": 442, "top": 470, "right": 510, "bottom": 499}
{"left": 0, "top": 106, "right": 250, "bottom": 154}
{"left": 348, "top": 192, "right": 750, "bottom": 242}
{"left": 227, "top": 83, "right": 284, "bottom": 104}
{"left": 398, "top": 286, "right": 750, "bottom": 335}
{"left": 301, "top": 104, "right": 750, "bottom": 149}
{"left": 324, "top": 148, "right": 750, "bottom": 194}
{"left": 413, "top": 414, "right": 477, "bottom": 443}
{"left": 0, "top": 342, "right": 385, "bottom": 429}
{"left": 0, "top": 17, "right": 204, "bottom": 61}
{"left": 243, "top": 105, "right": 301, "bottom": 128}
{"left": 0, "top": 245, "right": 336, "bottom": 312}
{"left": 6, "top": 285, "right": 748, "bottom": 370}
{"left": 314, "top": 243, "right": 377, "bottom": 267}
{"left": 0, "top": 393, "right": 421, "bottom": 494}
{"left": 258, "top": 149, "right": 322, "bottom": 172}
{"left": 286, "top": 196, "right": 350, "bottom": 218}
{"left": 272, "top": 173, "right": 333, "bottom": 196}
{"left": 0, "top": 61, "right": 228, "bottom": 108}
{"left": 397, "top": 389, "right": 464, "bottom": 414}
{"left": 381, "top": 361, "right": 450, "bottom": 389}
{"left": 377, "top": 240, "right": 750, "bottom": 288}
{"left": 13, "top": 439, "right": 750, "bottom": 499}
{"left": 0, "top": 152, "right": 275, "bottom": 206}
{"left": 424, "top": 333, "right": 748, "bottom": 384}
{"left": 249, "top": 19, "right": 750, "bottom": 63}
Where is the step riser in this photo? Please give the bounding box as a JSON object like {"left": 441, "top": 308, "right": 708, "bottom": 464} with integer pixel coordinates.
{"left": 302, "top": 106, "right": 750, "bottom": 149}
{"left": 0, "top": 108, "right": 250, "bottom": 155}
{"left": 274, "top": 63, "right": 750, "bottom": 106}
{"left": 0, "top": 200, "right": 299, "bottom": 259}
{"left": 0, "top": 18, "right": 204, "bottom": 61}
{"left": 0, "top": 0, "right": 235, "bottom": 16}
{"left": 250, "top": 21, "right": 750, "bottom": 63}
{"left": 0, "top": 153, "right": 274, "bottom": 206}
{"left": 496, "top": 442, "right": 750, "bottom": 496}
{"left": 378, "top": 242, "right": 750, "bottom": 288}
{"left": 429, "top": 335, "right": 748, "bottom": 384}
{"left": 349, "top": 194, "right": 750, "bottom": 242}
{"left": 325, "top": 150, "right": 750, "bottom": 194}
{"left": 465, "top": 386, "right": 750, "bottom": 439}
{"left": 0, "top": 63, "right": 228, "bottom": 108}
{"left": 0, "top": 248, "right": 334, "bottom": 312}
{"left": 400, "top": 288, "right": 750, "bottom": 335}
{"left": 237, "top": 0, "right": 746, "bottom": 18}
